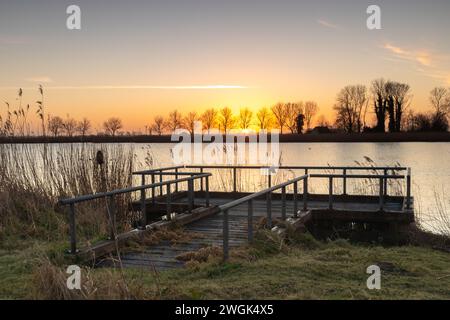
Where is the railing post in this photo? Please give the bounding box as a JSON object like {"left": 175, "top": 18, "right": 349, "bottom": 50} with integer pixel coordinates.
{"left": 69, "top": 203, "right": 77, "bottom": 254}
{"left": 233, "top": 167, "right": 237, "bottom": 192}
{"left": 281, "top": 186, "right": 286, "bottom": 220}
{"left": 107, "top": 195, "right": 116, "bottom": 240}
{"left": 248, "top": 199, "right": 253, "bottom": 242}
{"left": 268, "top": 173, "right": 272, "bottom": 188}
{"left": 223, "top": 209, "right": 229, "bottom": 261}
{"left": 166, "top": 184, "right": 172, "bottom": 216}
{"left": 328, "top": 177, "right": 333, "bottom": 210}
{"left": 293, "top": 181, "right": 298, "bottom": 218}
{"left": 266, "top": 192, "right": 272, "bottom": 228}
{"left": 200, "top": 168, "right": 204, "bottom": 191}
{"left": 303, "top": 176, "right": 308, "bottom": 211}
{"left": 379, "top": 177, "right": 384, "bottom": 211}
{"left": 406, "top": 168, "right": 411, "bottom": 210}
{"left": 188, "top": 178, "right": 194, "bottom": 212}
{"left": 159, "top": 171, "right": 163, "bottom": 196}
{"left": 383, "top": 169, "right": 388, "bottom": 197}
{"left": 151, "top": 173, "right": 155, "bottom": 205}
{"left": 175, "top": 167, "right": 179, "bottom": 193}
{"left": 205, "top": 176, "right": 210, "bottom": 207}
{"left": 140, "top": 174, "right": 147, "bottom": 228}
{"left": 343, "top": 169, "right": 347, "bottom": 195}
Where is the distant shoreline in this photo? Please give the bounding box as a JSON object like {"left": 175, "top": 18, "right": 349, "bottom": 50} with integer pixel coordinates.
{"left": 1, "top": 131, "right": 449, "bottom": 144}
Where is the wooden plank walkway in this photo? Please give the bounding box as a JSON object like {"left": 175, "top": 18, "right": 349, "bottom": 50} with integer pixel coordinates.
{"left": 99, "top": 196, "right": 405, "bottom": 270}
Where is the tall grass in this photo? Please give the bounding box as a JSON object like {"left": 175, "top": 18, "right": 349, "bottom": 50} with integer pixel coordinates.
{"left": 31, "top": 257, "right": 147, "bottom": 299}
{"left": 415, "top": 190, "right": 450, "bottom": 237}
{"left": 0, "top": 143, "right": 135, "bottom": 241}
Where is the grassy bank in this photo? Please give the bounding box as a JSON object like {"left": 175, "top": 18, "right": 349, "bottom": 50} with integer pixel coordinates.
{"left": 1, "top": 230, "right": 449, "bottom": 300}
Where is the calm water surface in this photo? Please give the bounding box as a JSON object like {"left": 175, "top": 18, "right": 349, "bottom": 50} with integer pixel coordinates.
{"left": 133, "top": 142, "right": 450, "bottom": 231}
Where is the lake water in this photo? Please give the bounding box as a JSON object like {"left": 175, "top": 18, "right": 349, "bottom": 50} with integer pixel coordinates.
{"left": 3, "top": 142, "right": 449, "bottom": 233}
{"left": 132, "top": 142, "right": 450, "bottom": 232}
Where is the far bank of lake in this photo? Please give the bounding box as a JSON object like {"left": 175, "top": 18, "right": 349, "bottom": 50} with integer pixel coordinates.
{"left": 1, "top": 131, "right": 450, "bottom": 144}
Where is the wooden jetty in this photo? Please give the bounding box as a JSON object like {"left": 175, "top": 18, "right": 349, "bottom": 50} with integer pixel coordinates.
{"left": 58, "top": 165, "right": 414, "bottom": 270}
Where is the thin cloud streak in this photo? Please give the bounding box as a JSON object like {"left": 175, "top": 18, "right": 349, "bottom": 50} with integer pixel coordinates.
{"left": 317, "top": 19, "right": 339, "bottom": 30}
{"left": 383, "top": 43, "right": 432, "bottom": 67}
{"left": 25, "top": 77, "right": 53, "bottom": 83}
{"left": 382, "top": 42, "right": 450, "bottom": 85}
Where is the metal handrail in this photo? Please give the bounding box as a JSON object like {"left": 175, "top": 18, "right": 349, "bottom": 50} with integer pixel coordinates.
{"left": 214, "top": 168, "right": 412, "bottom": 261}
{"left": 219, "top": 175, "right": 309, "bottom": 211}
{"left": 58, "top": 173, "right": 210, "bottom": 205}
{"left": 309, "top": 174, "right": 405, "bottom": 179}
{"left": 185, "top": 165, "right": 407, "bottom": 171}
{"left": 220, "top": 174, "right": 309, "bottom": 260}
{"left": 132, "top": 171, "right": 203, "bottom": 176}
{"left": 183, "top": 164, "right": 407, "bottom": 194}
{"left": 58, "top": 172, "right": 211, "bottom": 254}
{"left": 58, "top": 163, "right": 412, "bottom": 257}
{"left": 132, "top": 165, "right": 184, "bottom": 175}
{"left": 132, "top": 169, "right": 209, "bottom": 202}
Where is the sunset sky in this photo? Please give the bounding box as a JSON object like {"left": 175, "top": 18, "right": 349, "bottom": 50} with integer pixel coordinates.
{"left": 1, "top": 0, "right": 450, "bottom": 132}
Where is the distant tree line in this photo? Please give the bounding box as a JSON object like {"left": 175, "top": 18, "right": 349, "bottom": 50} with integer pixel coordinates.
{"left": 1, "top": 83, "right": 449, "bottom": 138}
{"left": 147, "top": 102, "right": 319, "bottom": 135}
{"left": 333, "top": 80, "right": 450, "bottom": 133}
{"left": 0, "top": 86, "right": 124, "bottom": 137}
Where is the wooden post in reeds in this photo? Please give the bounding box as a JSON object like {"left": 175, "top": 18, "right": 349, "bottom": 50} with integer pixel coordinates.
{"left": 96, "top": 150, "right": 106, "bottom": 191}
{"left": 96, "top": 150, "right": 109, "bottom": 228}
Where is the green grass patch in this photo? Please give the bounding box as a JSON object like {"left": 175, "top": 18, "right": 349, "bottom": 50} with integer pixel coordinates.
{"left": 1, "top": 233, "right": 449, "bottom": 300}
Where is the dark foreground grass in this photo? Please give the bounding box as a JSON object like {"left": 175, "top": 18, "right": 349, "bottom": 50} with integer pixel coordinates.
{"left": 1, "top": 232, "right": 449, "bottom": 300}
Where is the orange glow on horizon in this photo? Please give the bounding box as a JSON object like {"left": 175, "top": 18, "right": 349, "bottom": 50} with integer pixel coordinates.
{"left": 0, "top": 82, "right": 433, "bottom": 133}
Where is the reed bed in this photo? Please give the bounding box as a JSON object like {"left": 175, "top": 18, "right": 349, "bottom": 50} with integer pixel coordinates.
{"left": 415, "top": 190, "right": 450, "bottom": 237}
{"left": 0, "top": 143, "right": 135, "bottom": 241}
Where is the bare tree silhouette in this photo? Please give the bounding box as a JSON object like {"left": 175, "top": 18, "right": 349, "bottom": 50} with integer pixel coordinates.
{"left": 304, "top": 101, "right": 318, "bottom": 130}
{"left": 103, "top": 117, "right": 123, "bottom": 136}
{"left": 166, "top": 110, "right": 183, "bottom": 132}
{"left": 78, "top": 118, "right": 91, "bottom": 137}
{"left": 334, "top": 85, "right": 367, "bottom": 133}
{"left": 63, "top": 117, "right": 78, "bottom": 137}
{"left": 152, "top": 115, "right": 165, "bottom": 135}
{"left": 256, "top": 107, "right": 273, "bottom": 131}
{"left": 183, "top": 111, "right": 199, "bottom": 135}
{"left": 201, "top": 108, "right": 218, "bottom": 133}
{"left": 271, "top": 103, "right": 288, "bottom": 134}
{"left": 218, "top": 107, "right": 235, "bottom": 133}
{"left": 430, "top": 87, "right": 450, "bottom": 118}
{"left": 48, "top": 116, "right": 64, "bottom": 137}
{"left": 285, "top": 102, "right": 303, "bottom": 133}
{"left": 238, "top": 108, "right": 253, "bottom": 130}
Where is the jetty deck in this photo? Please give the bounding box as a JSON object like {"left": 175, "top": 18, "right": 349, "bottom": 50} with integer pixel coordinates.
{"left": 58, "top": 165, "right": 414, "bottom": 271}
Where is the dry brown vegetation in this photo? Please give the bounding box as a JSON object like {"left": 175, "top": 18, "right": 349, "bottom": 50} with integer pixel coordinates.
{"left": 176, "top": 246, "right": 222, "bottom": 263}
{"left": 32, "top": 257, "right": 146, "bottom": 300}
{"left": 130, "top": 226, "right": 204, "bottom": 248}
{"left": 24, "top": 229, "right": 450, "bottom": 300}
{"left": 0, "top": 143, "right": 135, "bottom": 242}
